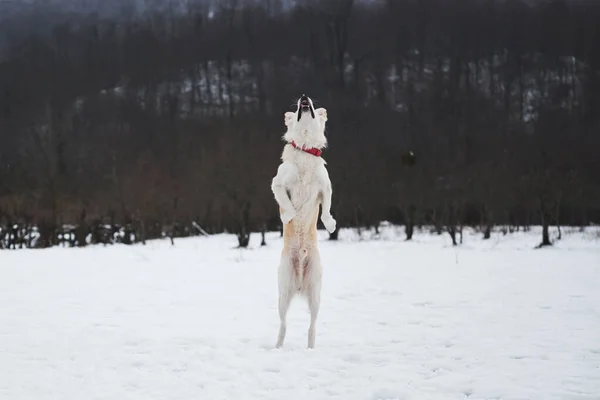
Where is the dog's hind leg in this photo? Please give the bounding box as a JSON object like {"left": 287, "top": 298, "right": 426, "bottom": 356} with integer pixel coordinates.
{"left": 276, "top": 254, "right": 294, "bottom": 349}
{"left": 276, "top": 289, "right": 292, "bottom": 348}
{"left": 307, "top": 284, "right": 321, "bottom": 349}
{"left": 306, "top": 256, "right": 322, "bottom": 349}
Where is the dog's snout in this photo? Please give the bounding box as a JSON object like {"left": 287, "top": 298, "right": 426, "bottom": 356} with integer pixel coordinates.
{"left": 298, "top": 94, "right": 314, "bottom": 119}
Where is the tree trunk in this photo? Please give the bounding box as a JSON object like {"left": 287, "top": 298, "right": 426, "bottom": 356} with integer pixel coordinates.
{"left": 122, "top": 219, "right": 134, "bottom": 245}
{"left": 203, "top": 60, "right": 213, "bottom": 114}
{"left": 75, "top": 208, "right": 88, "bottom": 247}
{"left": 237, "top": 231, "right": 250, "bottom": 248}
{"left": 555, "top": 195, "right": 562, "bottom": 240}
{"left": 448, "top": 225, "right": 457, "bottom": 246}
{"left": 237, "top": 201, "right": 251, "bottom": 248}
{"left": 226, "top": 54, "right": 235, "bottom": 119}
{"left": 329, "top": 229, "right": 339, "bottom": 241}
{"left": 355, "top": 206, "right": 362, "bottom": 239}
{"left": 36, "top": 220, "right": 55, "bottom": 249}
{"left": 446, "top": 204, "right": 458, "bottom": 246}
{"left": 405, "top": 223, "right": 414, "bottom": 241}
{"left": 540, "top": 222, "right": 551, "bottom": 247}
{"left": 404, "top": 205, "right": 415, "bottom": 240}
{"left": 137, "top": 211, "right": 146, "bottom": 245}
{"left": 538, "top": 198, "right": 552, "bottom": 248}
{"left": 483, "top": 206, "right": 492, "bottom": 240}
{"left": 260, "top": 223, "right": 267, "bottom": 246}
{"left": 484, "top": 223, "right": 492, "bottom": 240}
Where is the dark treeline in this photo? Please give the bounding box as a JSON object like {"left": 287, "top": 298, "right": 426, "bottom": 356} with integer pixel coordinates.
{"left": 1, "top": 0, "right": 599, "bottom": 249}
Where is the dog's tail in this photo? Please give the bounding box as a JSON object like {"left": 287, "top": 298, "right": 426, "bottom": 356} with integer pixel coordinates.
{"left": 296, "top": 248, "right": 308, "bottom": 291}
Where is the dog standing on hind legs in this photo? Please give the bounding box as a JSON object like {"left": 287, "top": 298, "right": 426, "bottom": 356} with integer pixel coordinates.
{"left": 271, "top": 94, "right": 336, "bottom": 349}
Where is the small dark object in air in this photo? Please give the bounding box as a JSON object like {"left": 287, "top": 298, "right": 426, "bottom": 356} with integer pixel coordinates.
{"left": 401, "top": 151, "right": 416, "bottom": 166}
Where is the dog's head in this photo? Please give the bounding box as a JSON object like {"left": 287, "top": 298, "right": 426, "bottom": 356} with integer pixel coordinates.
{"left": 283, "top": 94, "right": 328, "bottom": 150}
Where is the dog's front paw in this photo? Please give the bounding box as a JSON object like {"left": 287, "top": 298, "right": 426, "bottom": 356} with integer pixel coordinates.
{"left": 321, "top": 213, "right": 337, "bottom": 233}
{"left": 280, "top": 209, "right": 296, "bottom": 224}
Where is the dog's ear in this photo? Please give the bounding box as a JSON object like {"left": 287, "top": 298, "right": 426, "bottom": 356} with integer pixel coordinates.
{"left": 316, "top": 108, "right": 327, "bottom": 121}
{"left": 284, "top": 111, "right": 294, "bottom": 126}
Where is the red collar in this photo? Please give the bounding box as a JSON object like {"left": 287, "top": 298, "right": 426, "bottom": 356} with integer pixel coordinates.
{"left": 291, "top": 141, "right": 322, "bottom": 157}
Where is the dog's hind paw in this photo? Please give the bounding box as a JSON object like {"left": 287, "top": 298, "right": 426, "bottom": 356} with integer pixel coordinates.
{"left": 321, "top": 214, "right": 337, "bottom": 234}
{"left": 280, "top": 209, "right": 295, "bottom": 224}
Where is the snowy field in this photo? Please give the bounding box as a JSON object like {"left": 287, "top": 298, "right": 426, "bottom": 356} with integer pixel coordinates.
{"left": 1, "top": 226, "right": 600, "bottom": 400}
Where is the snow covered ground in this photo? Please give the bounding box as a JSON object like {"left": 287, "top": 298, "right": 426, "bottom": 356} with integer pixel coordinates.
{"left": 1, "top": 226, "right": 599, "bottom": 400}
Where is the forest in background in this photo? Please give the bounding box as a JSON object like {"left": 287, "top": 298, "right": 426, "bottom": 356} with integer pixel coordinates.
{"left": 1, "top": 0, "right": 599, "bottom": 249}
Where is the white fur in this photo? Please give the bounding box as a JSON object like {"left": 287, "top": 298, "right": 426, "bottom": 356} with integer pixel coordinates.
{"left": 271, "top": 96, "right": 336, "bottom": 349}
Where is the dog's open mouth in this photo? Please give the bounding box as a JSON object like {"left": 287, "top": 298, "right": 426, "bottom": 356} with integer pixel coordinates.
{"left": 297, "top": 94, "right": 315, "bottom": 121}
{"left": 300, "top": 98, "right": 310, "bottom": 112}
{"left": 298, "top": 94, "right": 315, "bottom": 120}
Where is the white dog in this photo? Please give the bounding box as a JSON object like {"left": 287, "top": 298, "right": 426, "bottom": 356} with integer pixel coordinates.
{"left": 271, "top": 94, "right": 336, "bottom": 349}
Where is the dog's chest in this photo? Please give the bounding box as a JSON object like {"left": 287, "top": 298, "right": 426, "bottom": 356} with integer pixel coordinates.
{"left": 289, "top": 165, "right": 319, "bottom": 205}
{"left": 298, "top": 168, "right": 314, "bottom": 186}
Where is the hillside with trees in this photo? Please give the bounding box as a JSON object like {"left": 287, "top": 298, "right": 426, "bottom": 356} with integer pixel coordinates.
{"left": 1, "top": 0, "right": 599, "bottom": 249}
